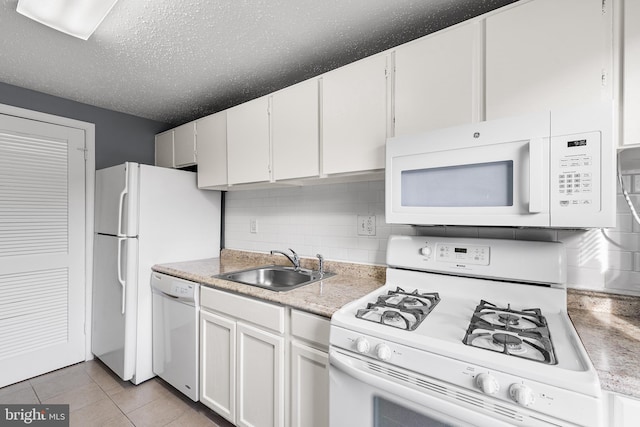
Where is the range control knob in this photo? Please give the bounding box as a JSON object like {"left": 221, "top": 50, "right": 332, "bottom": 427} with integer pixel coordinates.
{"left": 509, "top": 383, "right": 535, "bottom": 407}
{"left": 375, "top": 344, "right": 392, "bottom": 361}
{"left": 355, "top": 337, "right": 370, "bottom": 354}
{"left": 475, "top": 373, "right": 500, "bottom": 395}
{"left": 420, "top": 246, "right": 432, "bottom": 257}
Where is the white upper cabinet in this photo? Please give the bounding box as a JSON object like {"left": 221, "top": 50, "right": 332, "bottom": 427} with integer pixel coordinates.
{"left": 155, "top": 130, "right": 174, "bottom": 168}
{"left": 623, "top": 0, "right": 640, "bottom": 146}
{"left": 394, "top": 22, "right": 479, "bottom": 136}
{"left": 485, "top": 0, "right": 612, "bottom": 120}
{"left": 322, "top": 54, "right": 389, "bottom": 175}
{"left": 272, "top": 79, "right": 320, "bottom": 181}
{"left": 196, "top": 111, "right": 227, "bottom": 188}
{"left": 173, "top": 122, "right": 197, "bottom": 167}
{"left": 227, "top": 96, "right": 271, "bottom": 185}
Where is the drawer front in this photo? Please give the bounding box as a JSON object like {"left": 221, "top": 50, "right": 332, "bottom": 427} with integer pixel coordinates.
{"left": 201, "top": 287, "right": 285, "bottom": 334}
{"left": 291, "top": 309, "right": 330, "bottom": 349}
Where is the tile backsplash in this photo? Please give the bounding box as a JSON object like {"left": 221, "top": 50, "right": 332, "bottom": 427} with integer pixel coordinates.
{"left": 224, "top": 171, "right": 640, "bottom": 296}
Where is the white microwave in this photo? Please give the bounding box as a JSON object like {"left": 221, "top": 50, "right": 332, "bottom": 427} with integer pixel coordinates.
{"left": 386, "top": 103, "right": 616, "bottom": 228}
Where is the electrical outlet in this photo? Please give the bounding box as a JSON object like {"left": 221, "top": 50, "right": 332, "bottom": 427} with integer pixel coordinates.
{"left": 250, "top": 219, "right": 258, "bottom": 233}
{"left": 357, "top": 215, "right": 376, "bottom": 236}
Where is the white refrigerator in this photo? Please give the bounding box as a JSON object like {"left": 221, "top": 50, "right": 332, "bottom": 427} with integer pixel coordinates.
{"left": 92, "top": 162, "right": 221, "bottom": 384}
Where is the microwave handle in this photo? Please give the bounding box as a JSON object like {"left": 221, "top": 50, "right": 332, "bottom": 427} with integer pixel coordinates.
{"left": 529, "top": 138, "right": 544, "bottom": 213}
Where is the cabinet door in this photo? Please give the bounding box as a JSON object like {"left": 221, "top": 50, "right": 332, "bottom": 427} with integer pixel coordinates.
{"left": 227, "top": 96, "right": 271, "bottom": 185}
{"left": 290, "top": 341, "right": 329, "bottom": 427}
{"left": 322, "top": 54, "right": 389, "bottom": 175}
{"left": 173, "top": 122, "right": 197, "bottom": 167}
{"left": 623, "top": 0, "right": 640, "bottom": 146}
{"left": 272, "top": 79, "right": 319, "bottom": 181}
{"left": 485, "top": 0, "right": 611, "bottom": 120}
{"left": 155, "top": 130, "right": 174, "bottom": 168}
{"left": 611, "top": 393, "right": 640, "bottom": 427}
{"left": 200, "top": 310, "right": 236, "bottom": 424}
{"left": 237, "top": 322, "right": 284, "bottom": 427}
{"left": 395, "top": 22, "right": 478, "bottom": 136}
{"left": 197, "top": 112, "right": 227, "bottom": 188}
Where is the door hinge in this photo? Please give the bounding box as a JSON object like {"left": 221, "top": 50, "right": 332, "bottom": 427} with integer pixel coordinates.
{"left": 602, "top": 0, "right": 606, "bottom": 14}
{"left": 77, "top": 147, "right": 88, "bottom": 160}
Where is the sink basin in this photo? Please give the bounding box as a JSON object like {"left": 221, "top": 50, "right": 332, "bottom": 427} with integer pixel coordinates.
{"left": 215, "top": 265, "right": 334, "bottom": 292}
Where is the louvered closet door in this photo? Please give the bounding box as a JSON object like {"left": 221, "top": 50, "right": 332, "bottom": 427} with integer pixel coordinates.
{"left": 0, "top": 114, "right": 86, "bottom": 387}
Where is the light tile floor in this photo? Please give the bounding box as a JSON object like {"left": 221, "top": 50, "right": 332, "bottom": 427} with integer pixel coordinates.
{"left": 0, "top": 360, "right": 235, "bottom": 427}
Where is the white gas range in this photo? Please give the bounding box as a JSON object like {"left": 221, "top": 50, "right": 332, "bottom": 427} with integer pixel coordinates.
{"left": 329, "top": 235, "right": 603, "bottom": 427}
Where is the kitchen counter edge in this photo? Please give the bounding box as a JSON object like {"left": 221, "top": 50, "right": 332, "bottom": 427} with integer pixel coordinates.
{"left": 151, "top": 253, "right": 384, "bottom": 319}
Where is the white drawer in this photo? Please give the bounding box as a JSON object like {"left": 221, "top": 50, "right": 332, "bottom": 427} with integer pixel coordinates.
{"left": 201, "top": 287, "right": 285, "bottom": 334}
{"left": 291, "top": 309, "right": 330, "bottom": 349}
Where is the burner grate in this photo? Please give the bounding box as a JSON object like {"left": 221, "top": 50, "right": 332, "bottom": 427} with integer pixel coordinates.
{"left": 355, "top": 287, "right": 440, "bottom": 331}
{"left": 463, "top": 300, "right": 557, "bottom": 365}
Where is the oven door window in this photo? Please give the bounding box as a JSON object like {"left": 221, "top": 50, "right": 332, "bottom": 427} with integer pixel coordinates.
{"left": 401, "top": 161, "right": 514, "bottom": 207}
{"left": 374, "top": 396, "right": 451, "bottom": 427}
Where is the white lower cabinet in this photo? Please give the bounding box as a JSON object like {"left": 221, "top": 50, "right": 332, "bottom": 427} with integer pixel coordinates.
{"left": 237, "top": 323, "right": 284, "bottom": 427}
{"left": 200, "top": 287, "right": 285, "bottom": 427}
{"left": 200, "top": 310, "right": 236, "bottom": 423}
{"left": 200, "top": 288, "right": 331, "bottom": 427}
{"left": 609, "top": 392, "right": 640, "bottom": 427}
{"left": 290, "top": 342, "right": 329, "bottom": 427}
{"left": 290, "top": 309, "right": 330, "bottom": 427}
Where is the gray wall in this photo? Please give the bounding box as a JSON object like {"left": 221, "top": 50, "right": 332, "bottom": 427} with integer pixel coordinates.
{"left": 0, "top": 82, "right": 170, "bottom": 169}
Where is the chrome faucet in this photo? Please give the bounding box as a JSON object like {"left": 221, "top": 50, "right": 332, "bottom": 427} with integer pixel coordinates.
{"left": 316, "top": 253, "right": 325, "bottom": 276}
{"left": 270, "top": 248, "right": 300, "bottom": 270}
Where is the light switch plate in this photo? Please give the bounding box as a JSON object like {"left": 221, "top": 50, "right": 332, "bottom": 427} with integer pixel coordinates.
{"left": 250, "top": 219, "right": 258, "bottom": 233}
{"left": 358, "top": 215, "right": 376, "bottom": 236}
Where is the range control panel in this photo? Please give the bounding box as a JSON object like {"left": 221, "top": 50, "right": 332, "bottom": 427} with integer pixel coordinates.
{"left": 420, "top": 242, "right": 490, "bottom": 266}
{"left": 552, "top": 131, "right": 601, "bottom": 212}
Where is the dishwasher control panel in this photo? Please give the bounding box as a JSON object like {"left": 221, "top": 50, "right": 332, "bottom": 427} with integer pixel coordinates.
{"left": 151, "top": 272, "right": 198, "bottom": 302}
{"left": 171, "top": 282, "right": 193, "bottom": 296}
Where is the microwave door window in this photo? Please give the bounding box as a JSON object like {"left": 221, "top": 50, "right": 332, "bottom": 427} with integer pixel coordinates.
{"left": 401, "top": 161, "right": 514, "bottom": 207}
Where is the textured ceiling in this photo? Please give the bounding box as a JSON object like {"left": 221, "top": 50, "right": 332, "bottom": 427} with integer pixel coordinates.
{"left": 0, "top": 0, "right": 518, "bottom": 126}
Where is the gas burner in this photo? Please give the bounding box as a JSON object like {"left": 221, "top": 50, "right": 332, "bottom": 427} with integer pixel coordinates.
{"left": 497, "top": 313, "right": 521, "bottom": 326}
{"left": 493, "top": 332, "right": 522, "bottom": 348}
{"left": 475, "top": 301, "right": 546, "bottom": 331}
{"left": 463, "top": 300, "right": 557, "bottom": 364}
{"left": 356, "top": 305, "right": 421, "bottom": 330}
{"left": 355, "top": 287, "right": 440, "bottom": 331}
{"left": 381, "top": 310, "right": 408, "bottom": 328}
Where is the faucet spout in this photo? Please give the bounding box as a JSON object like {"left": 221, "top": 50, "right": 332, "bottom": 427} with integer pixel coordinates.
{"left": 316, "top": 253, "right": 324, "bottom": 276}
{"left": 270, "top": 248, "right": 300, "bottom": 270}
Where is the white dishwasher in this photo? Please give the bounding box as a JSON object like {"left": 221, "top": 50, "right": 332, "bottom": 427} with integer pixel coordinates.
{"left": 151, "top": 272, "right": 200, "bottom": 401}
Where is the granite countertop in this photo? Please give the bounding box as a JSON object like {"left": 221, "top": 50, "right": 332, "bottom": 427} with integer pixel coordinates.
{"left": 568, "top": 290, "right": 640, "bottom": 399}
{"left": 152, "top": 249, "right": 386, "bottom": 318}
{"left": 153, "top": 251, "right": 640, "bottom": 400}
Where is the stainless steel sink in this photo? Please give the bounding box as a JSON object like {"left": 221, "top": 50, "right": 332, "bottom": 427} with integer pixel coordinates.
{"left": 215, "top": 265, "right": 334, "bottom": 291}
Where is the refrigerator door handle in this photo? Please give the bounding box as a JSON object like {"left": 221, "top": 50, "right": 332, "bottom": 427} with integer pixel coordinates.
{"left": 117, "top": 166, "right": 129, "bottom": 237}
{"left": 117, "top": 237, "right": 126, "bottom": 314}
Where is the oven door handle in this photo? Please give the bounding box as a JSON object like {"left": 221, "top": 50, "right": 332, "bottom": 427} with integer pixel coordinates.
{"left": 528, "top": 138, "right": 544, "bottom": 213}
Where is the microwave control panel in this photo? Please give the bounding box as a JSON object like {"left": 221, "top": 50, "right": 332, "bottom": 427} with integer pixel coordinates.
{"left": 551, "top": 131, "right": 601, "bottom": 212}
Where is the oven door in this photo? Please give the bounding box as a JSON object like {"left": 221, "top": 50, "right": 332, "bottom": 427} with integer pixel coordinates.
{"left": 385, "top": 111, "right": 551, "bottom": 227}
{"left": 329, "top": 349, "right": 515, "bottom": 427}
